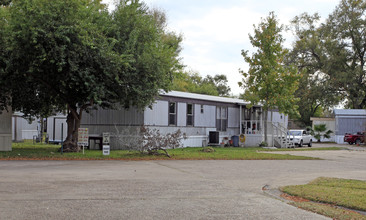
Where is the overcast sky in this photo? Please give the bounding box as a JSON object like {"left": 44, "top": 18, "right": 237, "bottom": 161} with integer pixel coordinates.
{"left": 102, "top": 0, "right": 340, "bottom": 96}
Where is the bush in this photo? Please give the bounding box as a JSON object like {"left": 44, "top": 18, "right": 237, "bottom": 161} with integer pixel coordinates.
{"left": 138, "top": 126, "right": 187, "bottom": 157}
{"left": 308, "top": 124, "right": 333, "bottom": 142}
{"left": 202, "top": 147, "right": 215, "bottom": 153}
{"left": 259, "top": 141, "right": 268, "bottom": 147}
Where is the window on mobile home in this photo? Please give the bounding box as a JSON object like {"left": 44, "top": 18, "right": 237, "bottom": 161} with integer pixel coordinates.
{"left": 187, "top": 104, "right": 193, "bottom": 126}
{"left": 169, "top": 102, "right": 176, "bottom": 125}
{"left": 216, "top": 107, "right": 227, "bottom": 131}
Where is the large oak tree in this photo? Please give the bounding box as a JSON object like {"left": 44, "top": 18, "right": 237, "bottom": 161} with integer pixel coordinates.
{"left": 289, "top": 0, "right": 366, "bottom": 113}
{"left": 1, "top": 0, "right": 182, "bottom": 151}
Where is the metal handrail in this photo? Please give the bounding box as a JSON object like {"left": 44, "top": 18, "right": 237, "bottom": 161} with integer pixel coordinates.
{"left": 271, "top": 122, "right": 294, "bottom": 148}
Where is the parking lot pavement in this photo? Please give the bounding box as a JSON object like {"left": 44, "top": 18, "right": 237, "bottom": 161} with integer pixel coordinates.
{"left": 311, "top": 142, "right": 366, "bottom": 151}
{"left": 2, "top": 150, "right": 366, "bottom": 220}
{"left": 270, "top": 144, "right": 366, "bottom": 164}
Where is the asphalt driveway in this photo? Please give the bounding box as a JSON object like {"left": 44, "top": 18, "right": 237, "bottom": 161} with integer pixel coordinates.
{"left": 1, "top": 148, "right": 366, "bottom": 220}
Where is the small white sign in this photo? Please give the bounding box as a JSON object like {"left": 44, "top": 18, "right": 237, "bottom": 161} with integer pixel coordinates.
{"left": 78, "top": 128, "right": 89, "bottom": 146}
{"left": 103, "top": 132, "right": 110, "bottom": 144}
{"left": 103, "top": 145, "right": 110, "bottom": 156}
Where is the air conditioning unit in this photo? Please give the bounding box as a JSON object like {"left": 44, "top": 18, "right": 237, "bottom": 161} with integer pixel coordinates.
{"left": 209, "top": 131, "right": 219, "bottom": 144}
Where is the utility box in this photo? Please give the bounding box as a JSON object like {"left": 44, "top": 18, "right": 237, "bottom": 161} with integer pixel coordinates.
{"left": 103, "top": 145, "right": 110, "bottom": 156}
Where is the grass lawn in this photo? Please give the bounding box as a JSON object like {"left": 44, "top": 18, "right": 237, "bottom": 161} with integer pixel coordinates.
{"left": 260, "top": 147, "right": 343, "bottom": 152}
{"left": 0, "top": 141, "right": 330, "bottom": 160}
{"left": 281, "top": 177, "right": 366, "bottom": 219}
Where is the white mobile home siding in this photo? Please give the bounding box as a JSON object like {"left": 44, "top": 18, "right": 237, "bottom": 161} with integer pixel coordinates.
{"left": 228, "top": 107, "right": 239, "bottom": 128}
{"left": 47, "top": 115, "right": 67, "bottom": 142}
{"left": 177, "top": 102, "right": 186, "bottom": 127}
{"left": 268, "top": 111, "right": 287, "bottom": 126}
{"left": 194, "top": 104, "right": 216, "bottom": 127}
{"left": 144, "top": 100, "right": 169, "bottom": 126}
{"left": 12, "top": 115, "right": 38, "bottom": 141}
{"left": 336, "top": 118, "right": 366, "bottom": 136}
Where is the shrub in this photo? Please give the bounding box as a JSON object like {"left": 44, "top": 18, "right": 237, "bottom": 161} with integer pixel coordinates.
{"left": 138, "top": 126, "right": 187, "bottom": 157}
{"left": 308, "top": 124, "right": 333, "bottom": 142}
{"left": 202, "top": 147, "right": 215, "bottom": 153}
{"left": 259, "top": 141, "right": 268, "bottom": 147}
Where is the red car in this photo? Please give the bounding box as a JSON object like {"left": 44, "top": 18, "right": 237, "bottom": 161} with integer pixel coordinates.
{"left": 344, "top": 132, "right": 365, "bottom": 145}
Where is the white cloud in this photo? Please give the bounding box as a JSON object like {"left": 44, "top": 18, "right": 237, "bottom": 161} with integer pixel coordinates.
{"left": 176, "top": 7, "right": 261, "bottom": 43}
{"left": 170, "top": 6, "right": 264, "bottom": 95}
{"left": 102, "top": 0, "right": 340, "bottom": 96}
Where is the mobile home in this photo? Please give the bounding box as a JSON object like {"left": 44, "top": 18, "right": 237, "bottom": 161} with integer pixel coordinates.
{"left": 81, "top": 91, "right": 288, "bottom": 149}
{"left": 333, "top": 109, "right": 366, "bottom": 144}
{"left": 12, "top": 112, "right": 38, "bottom": 142}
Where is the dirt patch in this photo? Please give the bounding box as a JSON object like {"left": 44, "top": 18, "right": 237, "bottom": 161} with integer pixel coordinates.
{"left": 280, "top": 193, "right": 310, "bottom": 202}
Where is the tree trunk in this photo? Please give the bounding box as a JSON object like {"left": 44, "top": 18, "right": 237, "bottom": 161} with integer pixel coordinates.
{"left": 264, "top": 109, "right": 268, "bottom": 145}
{"left": 39, "top": 117, "right": 44, "bottom": 141}
{"left": 61, "top": 105, "right": 82, "bottom": 152}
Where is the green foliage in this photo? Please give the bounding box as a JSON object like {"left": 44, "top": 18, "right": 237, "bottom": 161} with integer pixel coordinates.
{"left": 1, "top": 0, "right": 182, "bottom": 150}
{"left": 291, "top": 201, "right": 366, "bottom": 220}
{"left": 289, "top": 0, "right": 366, "bottom": 110}
{"left": 240, "top": 12, "right": 300, "bottom": 142}
{"left": 172, "top": 71, "right": 231, "bottom": 96}
{"left": 288, "top": 13, "right": 341, "bottom": 126}
{"left": 0, "top": 5, "right": 10, "bottom": 111}
{"left": 326, "top": 0, "right": 366, "bottom": 109}
{"left": 203, "top": 74, "right": 231, "bottom": 96}
{"left": 259, "top": 141, "right": 268, "bottom": 147}
{"left": 307, "top": 124, "right": 333, "bottom": 142}
{"left": 106, "top": 1, "right": 183, "bottom": 109}
{"left": 172, "top": 71, "right": 218, "bottom": 96}
{"left": 0, "top": 0, "right": 11, "bottom": 6}
{"left": 240, "top": 12, "right": 300, "bottom": 115}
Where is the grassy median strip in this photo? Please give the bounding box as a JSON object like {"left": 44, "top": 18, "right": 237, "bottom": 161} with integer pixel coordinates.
{"left": 260, "top": 147, "right": 343, "bottom": 151}
{"left": 0, "top": 142, "right": 323, "bottom": 160}
{"left": 290, "top": 201, "right": 366, "bottom": 220}
{"left": 281, "top": 177, "right": 366, "bottom": 219}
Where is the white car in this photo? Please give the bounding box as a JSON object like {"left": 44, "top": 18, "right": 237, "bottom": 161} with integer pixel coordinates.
{"left": 287, "top": 130, "right": 312, "bottom": 147}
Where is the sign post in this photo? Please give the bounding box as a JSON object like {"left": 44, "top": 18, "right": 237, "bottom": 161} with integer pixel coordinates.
{"left": 102, "top": 132, "right": 110, "bottom": 156}
{"left": 77, "top": 128, "right": 89, "bottom": 154}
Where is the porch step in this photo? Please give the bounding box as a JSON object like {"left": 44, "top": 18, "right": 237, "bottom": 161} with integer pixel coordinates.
{"left": 272, "top": 122, "right": 295, "bottom": 148}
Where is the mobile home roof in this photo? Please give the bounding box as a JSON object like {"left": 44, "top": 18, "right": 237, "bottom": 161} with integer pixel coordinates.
{"left": 160, "top": 91, "right": 251, "bottom": 106}
{"left": 334, "top": 109, "right": 366, "bottom": 116}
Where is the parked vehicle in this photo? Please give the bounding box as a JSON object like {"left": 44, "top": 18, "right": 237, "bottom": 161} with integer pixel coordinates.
{"left": 288, "top": 130, "right": 312, "bottom": 147}
{"left": 344, "top": 132, "right": 365, "bottom": 145}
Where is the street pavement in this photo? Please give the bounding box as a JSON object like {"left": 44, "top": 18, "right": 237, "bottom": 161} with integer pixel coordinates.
{"left": 0, "top": 145, "right": 365, "bottom": 220}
